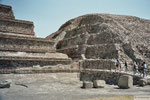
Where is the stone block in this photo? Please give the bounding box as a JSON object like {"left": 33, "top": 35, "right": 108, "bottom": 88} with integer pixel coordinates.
{"left": 93, "top": 80, "right": 106, "bottom": 88}
{"left": 0, "top": 80, "right": 11, "bottom": 88}
{"left": 118, "top": 75, "right": 133, "bottom": 89}
{"left": 82, "top": 81, "right": 93, "bottom": 88}
{"left": 139, "top": 79, "right": 147, "bottom": 86}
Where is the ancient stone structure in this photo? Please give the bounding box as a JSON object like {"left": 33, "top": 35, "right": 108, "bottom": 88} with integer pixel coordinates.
{"left": 47, "top": 14, "right": 150, "bottom": 69}
{"left": 47, "top": 13, "right": 150, "bottom": 83}
{"left": 0, "top": 4, "right": 72, "bottom": 72}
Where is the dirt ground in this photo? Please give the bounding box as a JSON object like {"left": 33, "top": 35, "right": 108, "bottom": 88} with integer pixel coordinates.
{"left": 0, "top": 73, "right": 150, "bottom": 100}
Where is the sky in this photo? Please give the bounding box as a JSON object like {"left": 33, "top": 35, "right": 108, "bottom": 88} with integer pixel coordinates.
{"left": 0, "top": 0, "right": 150, "bottom": 38}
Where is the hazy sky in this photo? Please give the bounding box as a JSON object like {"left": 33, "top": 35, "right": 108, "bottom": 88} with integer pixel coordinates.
{"left": 0, "top": 0, "right": 150, "bottom": 38}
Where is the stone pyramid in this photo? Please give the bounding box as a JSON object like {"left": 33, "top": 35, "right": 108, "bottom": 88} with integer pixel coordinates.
{"left": 47, "top": 14, "right": 150, "bottom": 70}
{"left": 0, "top": 4, "right": 72, "bottom": 73}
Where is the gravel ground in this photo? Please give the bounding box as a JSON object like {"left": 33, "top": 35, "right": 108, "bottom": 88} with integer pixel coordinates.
{"left": 0, "top": 73, "right": 150, "bottom": 100}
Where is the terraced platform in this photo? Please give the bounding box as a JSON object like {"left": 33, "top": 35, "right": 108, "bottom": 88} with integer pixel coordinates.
{"left": 0, "top": 4, "right": 73, "bottom": 73}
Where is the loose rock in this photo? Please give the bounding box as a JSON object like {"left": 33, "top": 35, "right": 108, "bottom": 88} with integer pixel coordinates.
{"left": 139, "top": 79, "right": 147, "bottom": 86}
{"left": 118, "top": 75, "right": 133, "bottom": 89}
{"left": 0, "top": 80, "right": 11, "bottom": 88}
{"left": 82, "top": 81, "right": 93, "bottom": 89}
{"left": 93, "top": 80, "right": 106, "bottom": 88}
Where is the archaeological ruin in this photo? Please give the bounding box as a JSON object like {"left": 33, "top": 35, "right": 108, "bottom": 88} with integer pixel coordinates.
{"left": 0, "top": 4, "right": 150, "bottom": 100}
{"left": 0, "top": 4, "right": 150, "bottom": 85}
{"left": 0, "top": 4, "right": 72, "bottom": 73}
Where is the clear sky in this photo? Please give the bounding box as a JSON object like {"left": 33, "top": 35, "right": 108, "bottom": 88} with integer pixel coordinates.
{"left": 0, "top": 0, "right": 150, "bottom": 38}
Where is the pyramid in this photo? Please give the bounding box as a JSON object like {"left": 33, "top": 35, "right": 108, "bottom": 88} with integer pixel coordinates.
{"left": 47, "top": 14, "right": 150, "bottom": 70}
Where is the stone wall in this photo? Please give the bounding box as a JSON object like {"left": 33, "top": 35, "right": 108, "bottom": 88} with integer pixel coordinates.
{"left": 56, "top": 34, "right": 88, "bottom": 49}
{"left": 0, "top": 19, "right": 34, "bottom": 36}
{"left": 80, "top": 70, "right": 142, "bottom": 85}
{"left": 0, "top": 36, "right": 55, "bottom": 53}
{"left": 0, "top": 4, "right": 15, "bottom": 19}
{"left": 0, "top": 58, "right": 71, "bottom": 68}
{"left": 85, "top": 44, "right": 119, "bottom": 59}
{"left": 81, "top": 59, "right": 115, "bottom": 70}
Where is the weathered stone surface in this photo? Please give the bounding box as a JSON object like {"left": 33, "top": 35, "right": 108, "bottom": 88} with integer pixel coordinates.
{"left": 47, "top": 14, "right": 150, "bottom": 65}
{"left": 0, "top": 4, "right": 73, "bottom": 71}
{"left": 138, "top": 79, "right": 147, "bottom": 86}
{"left": 82, "top": 81, "right": 93, "bottom": 88}
{"left": 81, "top": 59, "right": 115, "bottom": 70}
{"left": 147, "top": 79, "right": 150, "bottom": 85}
{"left": 118, "top": 75, "right": 133, "bottom": 89}
{"left": 0, "top": 80, "right": 11, "bottom": 88}
{"left": 0, "top": 35, "right": 55, "bottom": 53}
{"left": 93, "top": 80, "right": 106, "bottom": 88}
{"left": 0, "top": 4, "right": 15, "bottom": 19}
{"left": 0, "top": 19, "right": 35, "bottom": 36}
{"left": 0, "top": 52, "right": 72, "bottom": 68}
{"left": 85, "top": 44, "right": 118, "bottom": 59}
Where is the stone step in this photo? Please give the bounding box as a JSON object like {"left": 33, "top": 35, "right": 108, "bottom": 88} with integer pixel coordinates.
{"left": 0, "top": 55, "right": 72, "bottom": 68}
{"left": 0, "top": 32, "right": 35, "bottom": 38}
{"left": 0, "top": 18, "right": 34, "bottom": 36}
{"left": 0, "top": 35, "right": 55, "bottom": 53}
{"left": 0, "top": 51, "right": 70, "bottom": 59}
{"left": 0, "top": 4, "right": 15, "bottom": 19}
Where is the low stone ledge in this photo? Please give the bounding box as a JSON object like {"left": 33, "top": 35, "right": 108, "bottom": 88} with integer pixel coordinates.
{"left": 0, "top": 69, "right": 79, "bottom": 74}
{"left": 0, "top": 57, "right": 72, "bottom": 68}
